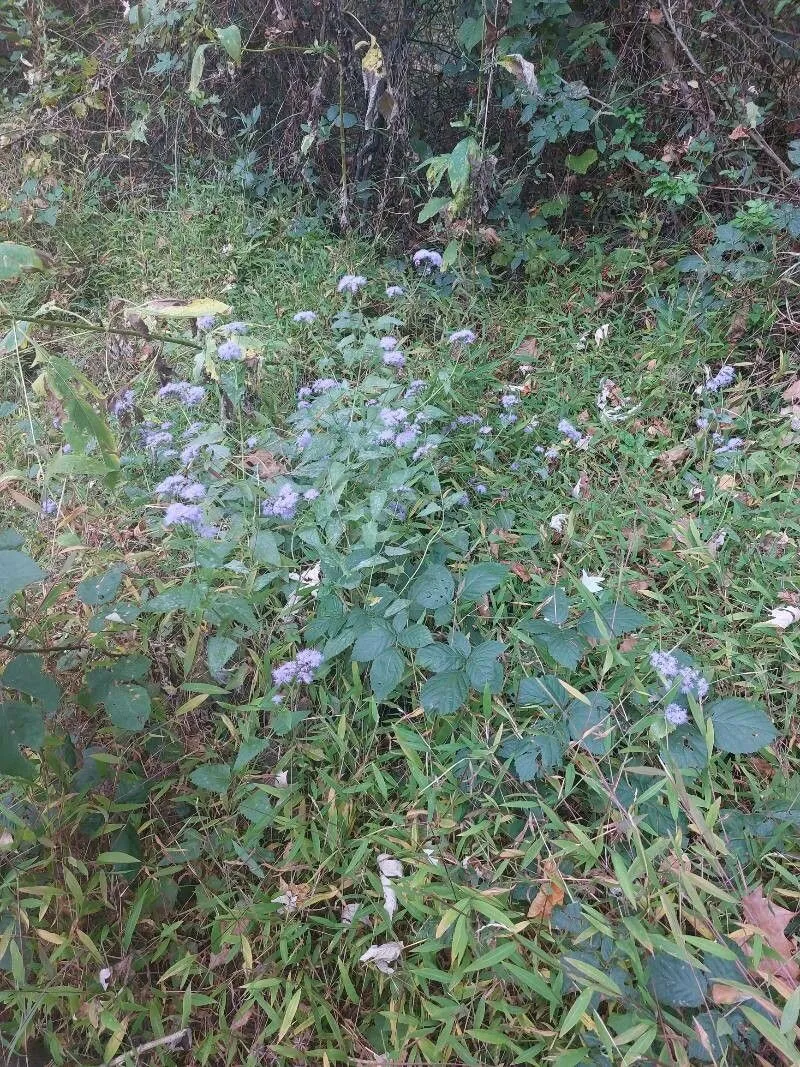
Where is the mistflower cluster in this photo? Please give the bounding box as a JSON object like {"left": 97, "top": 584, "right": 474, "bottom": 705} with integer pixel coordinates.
{"left": 664, "top": 704, "right": 689, "bottom": 726}
{"left": 293, "top": 310, "right": 317, "bottom": 323}
{"left": 163, "top": 502, "right": 212, "bottom": 534}
{"left": 154, "top": 473, "right": 206, "bottom": 501}
{"left": 197, "top": 314, "right": 217, "bottom": 331}
{"left": 221, "top": 321, "right": 247, "bottom": 335}
{"left": 41, "top": 497, "right": 57, "bottom": 515}
{"left": 449, "top": 329, "right": 476, "bottom": 345}
{"left": 558, "top": 419, "right": 583, "bottom": 444}
{"left": 413, "top": 249, "right": 443, "bottom": 271}
{"left": 272, "top": 648, "right": 324, "bottom": 693}
{"left": 404, "top": 379, "right": 425, "bottom": 401}
{"left": 112, "top": 389, "right": 136, "bottom": 417}
{"left": 296, "top": 430, "right": 313, "bottom": 451}
{"left": 217, "top": 340, "right": 242, "bottom": 361}
{"left": 142, "top": 427, "right": 175, "bottom": 457}
{"left": 158, "top": 382, "right": 206, "bottom": 407}
{"left": 383, "top": 350, "right": 406, "bottom": 369}
{"left": 386, "top": 285, "right": 405, "bottom": 298}
{"left": 714, "top": 437, "right": 744, "bottom": 454}
{"left": 262, "top": 483, "right": 300, "bottom": 521}
{"left": 650, "top": 649, "right": 710, "bottom": 711}
{"left": 704, "top": 366, "right": 735, "bottom": 393}
{"left": 337, "top": 274, "right": 367, "bottom": 294}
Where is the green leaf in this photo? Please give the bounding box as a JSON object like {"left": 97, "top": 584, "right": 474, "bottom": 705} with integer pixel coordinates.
{"left": 418, "top": 197, "right": 451, "bottom": 224}
{"left": 578, "top": 603, "right": 650, "bottom": 640}
{"left": 396, "top": 624, "right": 432, "bottom": 650}
{"left": 709, "top": 698, "right": 777, "bottom": 754}
{"left": 189, "top": 763, "right": 232, "bottom": 793}
{"left": 76, "top": 566, "right": 124, "bottom": 606}
{"left": 409, "top": 565, "right": 455, "bottom": 609}
{"left": 189, "top": 42, "right": 210, "bottom": 93}
{"left": 660, "top": 725, "right": 710, "bottom": 771}
{"left": 566, "top": 148, "right": 598, "bottom": 174}
{"left": 370, "top": 648, "right": 406, "bottom": 701}
{"left": 207, "top": 636, "right": 237, "bottom": 676}
{"left": 500, "top": 731, "right": 566, "bottom": 782}
{"left": 447, "top": 136, "right": 478, "bottom": 195}
{"left": 0, "top": 530, "right": 23, "bottom": 549}
{"left": 352, "top": 625, "right": 395, "bottom": 663}
{"left": 458, "top": 15, "right": 485, "bottom": 51}
{"left": 420, "top": 670, "right": 469, "bottom": 715}
{"left": 0, "top": 242, "right": 52, "bottom": 282}
{"left": 250, "top": 530, "right": 281, "bottom": 566}
{"left": 137, "top": 296, "right": 231, "bottom": 320}
{"left": 465, "top": 641, "right": 506, "bottom": 693}
{"left": 109, "top": 823, "right": 142, "bottom": 879}
{"left": 517, "top": 675, "right": 571, "bottom": 709}
{"left": 567, "top": 692, "right": 612, "bottom": 755}
{"left": 523, "top": 621, "right": 586, "bottom": 670}
{"left": 233, "top": 736, "right": 269, "bottom": 771}
{"left": 0, "top": 549, "right": 45, "bottom": 601}
{"left": 459, "top": 563, "right": 508, "bottom": 603}
{"left": 648, "top": 951, "right": 707, "bottom": 1007}
{"left": 0, "top": 701, "right": 45, "bottom": 778}
{"left": 145, "top": 583, "right": 206, "bottom": 613}
{"left": 105, "top": 683, "right": 151, "bottom": 731}
{"left": 215, "top": 24, "right": 242, "bottom": 63}
{"left": 237, "top": 787, "right": 273, "bottom": 824}
{"left": 416, "top": 643, "right": 464, "bottom": 673}
{"left": 541, "top": 586, "right": 570, "bottom": 624}
{"left": 1, "top": 654, "right": 61, "bottom": 714}
{"left": 44, "top": 356, "right": 119, "bottom": 480}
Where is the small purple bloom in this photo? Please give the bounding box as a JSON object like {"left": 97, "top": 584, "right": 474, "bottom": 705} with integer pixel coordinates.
{"left": 664, "top": 703, "right": 689, "bottom": 726}
{"left": 705, "top": 366, "right": 735, "bottom": 393}
{"left": 143, "top": 429, "right": 174, "bottom": 454}
{"left": 404, "top": 379, "right": 425, "bottom": 400}
{"left": 499, "top": 413, "right": 518, "bottom": 426}
{"left": 262, "top": 484, "right": 300, "bottom": 521}
{"left": 296, "top": 430, "right": 313, "bottom": 451}
{"left": 312, "top": 378, "right": 339, "bottom": 394}
{"left": 158, "top": 382, "right": 206, "bottom": 407}
{"left": 337, "top": 274, "right": 367, "bottom": 294}
{"left": 163, "top": 502, "right": 205, "bottom": 531}
{"left": 386, "top": 285, "right": 405, "bottom": 297}
{"left": 155, "top": 474, "right": 188, "bottom": 496}
{"left": 474, "top": 484, "right": 488, "bottom": 495}
{"left": 297, "top": 386, "right": 313, "bottom": 401}
{"left": 221, "top": 321, "right": 247, "bottom": 335}
{"left": 412, "top": 442, "right": 436, "bottom": 461}
{"left": 714, "top": 437, "right": 744, "bottom": 454}
{"left": 112, "top": 390, "right": 135, "bottom": 417}
{"left": 387, "top": 501, "right": 408, "bottom": 520}
{"left": 182, "top": 422, "right": 204, "bottom": 439}
{"left": 558, "top": 419, "right": 583, "bottom": 443}
{"left": 479, "top": 425, "right": 492, "bottom": 436}
{"left": 379, "top": 336, "right": 399, "bottom": 351}
{"left": 303, "top": 488, "right": 320, "bottom": 501}
{"left": 380, "top": 407, "right": 408, "bottom": 428}
{"left": 197, "top": 314, "right": 216, "bottom": 331}
{"left": 180, "top": 482, "right": 207, "bottom": 502}
{"left": 383, "top": 351, "right": 406, "bottom": 368}
{"left": 218, "top": 339, "right": 242, "bottom": 361}
{"left": 501, "top": 394, "right": 519, "bottom": 408}
{"left": 293, "top": 310, "right": 317, "bottom": 323}
{"left": 456, "top": 414, "right": 482, "bottom": 426}
{"left": 449, "top": 329, "right": 476, "bottom": 345}
{"left": 650, "top": 650, "right": 679, "bottom": 678}
{"left": 413, "top": 249, "right": 443, "bottom": 271}
{"left": 62, "top": 444, "right": 72, "bottom": 454}
{"left": 41, "top": 498, "right": 57, "bottom": 515}
{"left": 294, "top": 648, "right": 323, "bottom": 683}
{"left": 272, "top": 693, "right": 284, "bottom": 705}
{"left": 272, "top": 661, "right": 298, "bottom": 686}
{"left": 394, "top": 426, "right": 419, "bottom": 449}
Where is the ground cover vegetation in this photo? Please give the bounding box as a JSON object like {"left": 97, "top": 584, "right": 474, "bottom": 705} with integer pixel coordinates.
{"left": 2, "top": 0, "right": 800, "bottom": 1065}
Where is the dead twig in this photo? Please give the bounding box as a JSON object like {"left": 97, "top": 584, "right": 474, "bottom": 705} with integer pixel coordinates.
{"left": 105, "top": 1028, "right": 192, "bottom": 1066}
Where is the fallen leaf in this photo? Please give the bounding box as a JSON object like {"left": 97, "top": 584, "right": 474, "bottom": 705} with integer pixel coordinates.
{"left": 594, "top": 323, "right": 611, "bottom": 347}
{"left": 528, "top": 858, "right": 565, "bottom": 920}
{"left": 231, "top": 1006, "right": 256, "bottom": 1032}
{"left": 571, "top": 472, "right": 590, "bottom": 499}
{"left": 549, "top": 513, "right": 568, "bottom": 534}
{"left": 629, "top": 579, "right": 651, "bottom": 594}
{"left": 341, "top": 902, "right": 359, "bottom": 925}
{"left": 741, "top": 886, "right": 799, "bottom": 986}
{"left": 716, "top": 474, "right": 736, "bottom": 491}
{"left": 729, "top": 125, "right": 750, "bottom": 140}
{"left": 478, "top": 226, "right": 501, "bottom": 247}
{"left": 378, "top": 853, "right": 403, "bottom": 918}
{"left": 359, "top": 941, "right": 404, "bottom": 974}
{"left": 783, "top": 379, "right": 800, "bottom": 404}
{"left": 515, "top": 337, "right": 539, "bottom": 359}
{"left": 657, "top": 443, "right": 691, "bottom": 472}
{"left": 620, "top": 634, "right": 639, "bottom": 652}
{"left": 649, "top": 7, "right": 664, "bottom": 23}
{"left": 244, "top": 450, "right": 285, "bottom": 480}
{"left": 764, "top": 605, "right": 800, "bottom": 629}
{"left": 98, "top": 967, "right": 112, "bottom": 991}
{"left": 509, "top": 561, "right": 532, "bottom": 582}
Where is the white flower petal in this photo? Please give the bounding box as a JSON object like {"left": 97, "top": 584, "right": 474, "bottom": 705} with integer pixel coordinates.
{"left": 549, "top": 513, "right": 568, "bottom": 533}
{"left": 99, "top": 967, "right": 113, "bottom": 991}
{"left": 594, "top": 323, "right": 611, "bottom": 347}
{"left": 580, "top": 571, "right": 605, "bottom": 595}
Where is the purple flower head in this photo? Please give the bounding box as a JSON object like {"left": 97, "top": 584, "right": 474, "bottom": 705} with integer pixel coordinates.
{"left": 474, "top": 483, "right": 488, "bottom": 495}
{"left": 197, "top": 314, "right": 216, "bottom": 331}
{"left": 221, "top": 321, "right": 247, "bottom": 335}
{"left": 714, "top": 437, "right": 744, "bottom": 454}
{"left": 387, "top": 500, "right": 408, "bottom": 520}
{"left": 558, "top": 419, "right": 583, "bottom": 443}
{"left": 294, "top": 648, "right": 323, "bottom": 683}
{"left": 312, "top": 378, "right": 339, "bottom": 394}
{"left": 293, "top": 310, "right": 317, "bottom": 323}
{"left": 112, "top": 389, "right": 135, "bottom": 417}
{"left": 380, "top": 407, "right": 408, "bottom": 428}
{"left": 413, "top": 249, "right": 443, "bottom": 271}
{"left": 479, "top": 425, "right": 492, "bottom": 436}
{"left": 272, "top": 661, "right": 298, "bottom": 686}
{"left": 499, "top": 413, "right": 518, "bottom": 426}
{"left": 404, "top": 379, "right": 425, "bottom": 400}
{"left": 158, "top": 382, "right": 206, "bottom": 407}
{"left": 457, "top": 414, "right": 482, "bottom": 426}
{"left": 394, "top": 426, "right": 419, "bottom": 449}
{"left": 379, "top": 336, "right": 399, "bottom": 351}
{"left": 664, "top": 703, "right": 689, "bottom": 726}
{"left": 155, "top": 473, "right": 189, "bottom": 497}
{"left": 449, "top": 329, "right": 476, "bottom": 345}
{"left": 386, "top": 285, "right": 405, "bottom": 297}
{"left": 650, "top": 650, "right": 679, "bottom": 678}
{"left": 180, "top": 440, "right": 204, "bottom": 466}
{"left": 337, "top": 274, "right": 367, "bottom": 294}
{"left": 62, "top": 444, "right": 72, "bottom": 454}
{"left": 303, "top": 488, "right": 320, "bottom": 501}
{"left": 163, "top": 502, "right": 205, "bottom": 531}
{"left": 41, "top": 497, "right": 57, "bottom": 515}
{"left": 180, "top": 482, "right": 207, "bottom": 502}
{"left": 412, "top": 442, "right": 437, "bottom": 461}
{"left": 218, "top": 339, "right": 242, "bottom": 361}
{"left": 182, "top": 422, "right": 204, "bottom": 439}
{"left": 272, "top": 693, "right": 284, "bottom": 705}
{"left": 383, "top": 351, "right": 406, "bottom": 368}
{"left": 705, "top": 366, "right": 735, "bottom": 393}
{"left": 501, "top": 394, "right": 519, "bottom": 408}
{"left": 678, "top": 667, "right": 709, "bottom": 702}
{"left": 545, "top": 446, "right": 560, "bottom": 460}
{"left": 296, "top": 430, "right": 313, "bottom": 451}
{"left": 262, "top": 483, "right": 300, "bottom": 521}
{"left": 297, "top": 386, "right": 313, "bottom": 401}
{"left": 143, "top": 429, "right": 174, "bottom": 454}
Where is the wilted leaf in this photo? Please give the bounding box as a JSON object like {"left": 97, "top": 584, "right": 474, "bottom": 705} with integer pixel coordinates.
{"left": 658, "top": 443, "right": 691, "bottom": 472}
{"left": 244, "top": 450, "right": 285, "bottom": 479}
{"left": 782, "top": 379, "right": 800, "bottom": 404}
{"left": 741, "top": 886, "right": 799, "bottom": 986}
{"left": 0, "top": 242, "right": 53, "bottom": 282}
{"left": 498, "top": 53, "right": 539, "bottom": 95}
{"left": 359, "top": 941, "right": 404, "bottom": 974}
{"left": 571, "top": 473, "right": 590, "bottom": 500}
{"left": 137, "top": 297, "right": 231, "bottom": 319}
{"left": 378, "top": 853, "right": 403, "bottom": 918}
{"left": 528, "top": 858, "right": 565, "bottom": 920}
{"left": 764, "top": 605, "right": 800, "bottom": 629}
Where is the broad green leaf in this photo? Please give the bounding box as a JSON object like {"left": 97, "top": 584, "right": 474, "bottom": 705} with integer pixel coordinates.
{"left": 465, "top": 641, "right": 506, "bottom": 693}
{"left": 110, "top": 823, "right": 142, "bottom": 879}
{"left": 447, "top": 136, "right": 478, "bottom": 195}
{"left": 566, "top": 148, "right": 598, "bottom": 174}
{"left": 416, "top": 643, "right": 464, "bottom": 673}
{"left": 418, "top": 197, "right": 451, "bottom": 224}
{"left": 541, "top": 585, "right": 570, "bottom": 625}
{"left": 237, "top": 787, "right": 273, "bottom": 824}
{"left": 420, "top": 670, "right": 468, "bottom": 715}
{"left": 709, "top": 698, "right": 777, "bottom": 754}
{"left": 207, "top": 636, "right": 237, "bottom": 676}
{"left": 145, "top": 583, "right": 207, "bottom": 613}
{"left": 189, "top": 42, "right": 209, "bottom": 93}
{"left": 458, "top": 15, "right": 485, "bottom": 51}
{"left": 215, "top": 24, "right": 242, "bottom": 62}
{"left": 459, "top": 562, "right": 508, "bottom": 602}
{"left": 396, "top": 624, "right": 432, "bottom": 650}
{"left": 232, "top": 736, "right": 269, "bottom": 771}
{"left": 567, "top": 692, "right": 612, "bottom": 755}
{"left": 0, "top": 530, "right": 23, "bottom": 549}
{"left": 105, "top": 683, "right": 151, "bottom": 731}
{"left": 0, "top": 549, "right": 45, "bottom": 601}
{"left": 660, "top": 725, "right": 709, "bottom": 771}
{"left": 500, "top": 731, "right": 566, "bottom": 782}
{"left": 1, "top": 654, "right": 61, "bottom": 713}
{"left": 0, "top": 701, "right": 45, "bottom": 778}
{"left": 189, "top": 763, "right": 232, "bottom": 793}
{"left": 250, "top": 530, "right": 281, "bottom": 565}
{"left": 137, "top": 296, "right": 231, "bottom": 319}
{"left": 76, "top": 566, "right": 124, "bottom": 606}
{"left": 522, "top": 621, "right": 586, "bottom": 670}
{"left": 0, "top": 242, "right": 52, "bottom": 281}
{"left": 352, "top": 625, "right": 395, "bottom": 662}
{"left": 43, "top": 356, "right": 119, "bottom": 479}
{"left": 517, "top": 675, "right": 571, "bottom": 709}
{"left": 648, "top": 951, "right": 707, "bottom": 1007}
{"left": 578, "top": 603, "right": 650, "bottom": 640}
{"left": 409, "top": 564, "right": 455, "bottom": 609}
{"left": 370, "top": 648, "right": 406, "bottom": 701}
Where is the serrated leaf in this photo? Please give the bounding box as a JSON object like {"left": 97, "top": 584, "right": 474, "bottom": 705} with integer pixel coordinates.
{"left": 517, "top": 675, "right": 571, "bottom": 709}
{"left": 237, "top": 787, "right": 273, "bottom": 824}
{"left": 648, "top": 951, "right": 707, "bottom": 1007}
{"left": 567, "top": 692, "right": 612, "bottom": 755}
{"left": 465, "top": 641, "right": 506, "bottom": 693}
{"left": 207, "top": 636, "right": 237, "bottom": 676}
{"left": 709, "top": 698, "right": 777, "bottom": 754}
{"left": 370, "top": 648, "right": 406, "bottom": 701}
{"left": 416, "top": 643, "right": 464, "bottom": 673}
{"left": 660, "top": 725, "right": 709, "bottom": 770}
{"left": 420, "top": 670, "right": 468, "bottom": 716}
{"left": 578, "top": 603, "right": 650, "bottom": 640}
{"left": 0, "top": 549, "right": 45, "bottom": 601}
{"left": 250, "top": 530, "right": 281, "bottom": 565}
{"left": 0, "top": 701, "right": 45, "bottom": 779}
{"left": 409, "top": 564, "right": 455, "bottom": 609}
{"left": 523, "top": 621, "right": 586, "bottom": 670}
{"left": 541, "top": 585, "right": 571, "bottom": 624}
{"left": 459, "top": 562, "right": 508, "bottom": 602}
{"left": 396, "top": 624, "right": 433, "bottom": 649}
{"left": 144, "top": 583, "right": 206, "bottom": 613}
{"left": 76, "top": 566, "right": 124, "bottom": 606}
{"left": 1, "top": 654, "right": 61, "bottom": 714}
{"left": 189, "top": 763, "right": 232, "bottom": 793}
{"left": 352, "top": 625, "right": 395, "bottom": 663}
{"left": 215, "top": 24, "right": 242, "bottom": 63}
{"left": 500, "top": 731, "right": 566, "bottom": 782}
{"left": 105, "top": 683, "right": 151, "bottom": 731}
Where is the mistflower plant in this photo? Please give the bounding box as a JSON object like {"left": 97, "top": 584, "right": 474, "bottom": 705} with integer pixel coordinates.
{"left": 293, "top": 311, "right": 317, "bottom": 323}
{"left": 217, "top": 340, "right": 242, "bottom": 361}
{"left": 704, "top": 366, "right": 736, "bottom": 393}
{"left": 196, "top": 314, "right": 216, "bottom": 331}
{"left": 262, "top": 484, "right": 300, "bottom": 520}
{"left": 385, "top": 285, "right": 405, "bottom": 297}
{"left": 412, "top": 249, "right": 443, "bottom": 271}
{"left": 158, "top": 382, "right": 206, "bottom": 406}
{"left": 449, "top": 329, "right": 476, "bottom": 345}
{"left": 337, "top": 274, "right": 367, "bottom": 294}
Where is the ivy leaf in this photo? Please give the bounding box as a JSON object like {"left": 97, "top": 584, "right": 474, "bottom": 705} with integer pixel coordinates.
{"left": 0, "top": 549, "right": 45, "bottom": 602}
{"left": 189, "top": 763, "right": 232, "bottom": 794}
{"left": 76, "top": 565, "right": 124, "bottom": 606}
{"left": 370, "top": 648, "right": 406, "bottom": 701}
{"left": 648, "top": 951, "right": 708, "bottom": 1007}
{"left": 517, "top": 675, "right": 572, "bottom": 710}
{"left": 709, "top": 698, "right": 777, "bottom": 754}
{"left": 567, "top": 692, "right": 613, "bottom": 755}
{"left": 409, "top": 565, "right": 455, "bottom": 609}
{"left": 0, "top": 701, "right": 45, "bottom": 778}
{"left": 352, "top": 625, "right": 396, "bottom": 663}
{"left": 500, "top": 731, "right": 566, "bottom": 782}
{"left": 420, "top": 670, "right": 469, "bottom": 715}
{"left": 105, "top": 683, "right": 151, "bottom": 732}
{"left": 459, "top": 562, "right": 508, "bottom": 602}
{"left": 1, "top": 654, "right": 61, "bottom": 714}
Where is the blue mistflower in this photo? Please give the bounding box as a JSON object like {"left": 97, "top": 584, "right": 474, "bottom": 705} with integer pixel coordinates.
{"left": 386, "top": 285, "right": 405, "bottom": 297}
{"left": 337, "top": 274, "right": 367, "bottom": 294}
{"left": 664, "top": 703, "right": 689, "bottom": 726}
{"left": 449, "top": 329, "right": 476, "bottom": 345}
{"left": 217, "top": 340, "right": 242, "bottom": 361}
{"left": 293, "top": 310, "right": 317, "bottom": 323}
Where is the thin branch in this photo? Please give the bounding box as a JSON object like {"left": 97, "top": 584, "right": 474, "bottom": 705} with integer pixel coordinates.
{"left": 105, "top": 1028, "right": 192, "bottom": 1066}
{"left": 0, "top": 642, "right": 128, "bottom": 656}
{"left": 0, "top": 315, "right": 203, "bottom": 350}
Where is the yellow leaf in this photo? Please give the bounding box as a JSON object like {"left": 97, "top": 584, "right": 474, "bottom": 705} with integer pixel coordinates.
{"left": 360, "top": 35, "right": 384, "bottom": 78}
{"left": 36, "top": 928, "right": 67, "bottom": 946}
{"left": 137, "top": 297, "right": 232, "bottom": 320}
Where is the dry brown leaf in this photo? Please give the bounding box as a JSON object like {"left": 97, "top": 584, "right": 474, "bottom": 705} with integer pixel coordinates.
{"left": 509, "top": 561, "right": 532, "bottom": 582}
{"left": 571, "top": 471, "right": 590, "bottom": 499}
{"left": 729, "top": 125, "right": 750, "bottom": 141}
{"left": 244, "top": 450, "right": 285, "bottom": 480}
{"left": 515, "top": 337, "right": 539, "bottom": 359}
{"left": 716, "top": 474, "right": 737, "bottom": 491}
{"left": 727, "top": 305, "right": 750, "bottom": 343}
{"left": 648, "top": 7, "right": 664, "bottom": 23}
{"left": 741, "top": 886, "right": 800, "bottom": 987}
{"left": 528, "top": 858, "right": 565, "bottom": 920}
{"left": 783, "top": 379, "right": 800, "bottom": 404}
{"left": 711, "top": 982, "right": 747, "bottom": 1005}
{"left": 231, "top": 1005, "right": 256, "bottom": 1031}
{"left": 478, "top": 226, "right": 501, "bottom": 247}
{"left": 619, "top": 634, "right": 639, "bottom": 653}
{"left": 629, "top": 578, "right": 651, "bottom": 594}
{"left": 657, "top": 443, "right": 691, "bottom": 472}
